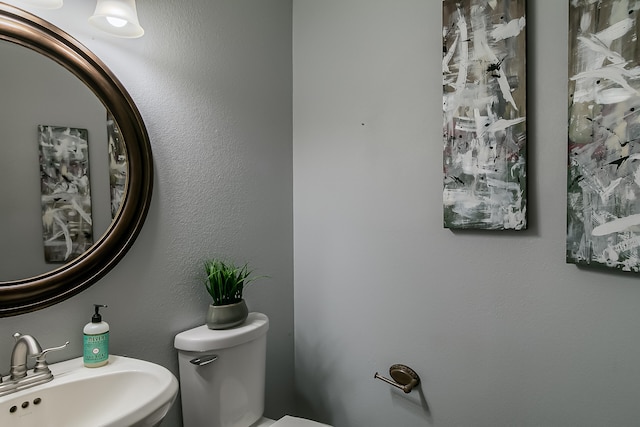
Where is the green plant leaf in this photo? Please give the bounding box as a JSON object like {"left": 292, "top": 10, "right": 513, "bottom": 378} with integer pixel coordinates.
{"left": 203, "top": 259, "right": 263, "bottom": 306}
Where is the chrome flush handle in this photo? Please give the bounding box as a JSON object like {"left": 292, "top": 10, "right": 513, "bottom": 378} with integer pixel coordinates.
{"left": 189, "top": 353, "right": 218, "bottom": 366}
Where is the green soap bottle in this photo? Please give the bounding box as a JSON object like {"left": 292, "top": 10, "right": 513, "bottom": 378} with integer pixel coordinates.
{"left": 83, "top": 304, "right": 109, "bottom": 368}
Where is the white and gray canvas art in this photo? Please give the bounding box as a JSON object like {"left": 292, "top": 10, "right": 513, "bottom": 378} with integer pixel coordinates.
{"left": 568, "top": 0, "right": 640, "bottom": 271}
{"left": 39, "top": 125, "right": 93, "bottom": 263}
{"left": 442, "top": 0, "right": 527, "bottom": 230}
{"left": 107, "top": 112, "right": 126, "bottom": 218}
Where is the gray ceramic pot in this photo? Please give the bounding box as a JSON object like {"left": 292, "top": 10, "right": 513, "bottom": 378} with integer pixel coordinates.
{"left": 206, "top": 299, "right": 249, "bottom": 329}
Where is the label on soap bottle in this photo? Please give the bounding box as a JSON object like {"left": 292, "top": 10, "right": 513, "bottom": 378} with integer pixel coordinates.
{"left": 83, "top": 332, "right": 109, "bottom": 365}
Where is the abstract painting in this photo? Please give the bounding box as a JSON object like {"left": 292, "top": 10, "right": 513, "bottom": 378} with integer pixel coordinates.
{"left": 442, "top": 0, "right": 527, "bottom": 230}
{"left": 568, "top": 1, "right": 640, "bottom": 271}
{"left": 39, "top": 125, "right": 93, "bottom": 262}
{"left": 107, "top": 112, "right": 126, "bottom": 218}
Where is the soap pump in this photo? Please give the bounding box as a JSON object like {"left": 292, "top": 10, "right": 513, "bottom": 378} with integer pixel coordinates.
{"left": 83, "top": 304, "right": 109, "bottom": 368}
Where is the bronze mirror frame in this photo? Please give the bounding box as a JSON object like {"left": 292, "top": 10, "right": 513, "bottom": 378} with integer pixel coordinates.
{"left": 0, "top": 3, "right": 153, "bottom": 316}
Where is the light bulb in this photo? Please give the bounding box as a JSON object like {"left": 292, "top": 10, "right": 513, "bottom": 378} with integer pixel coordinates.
{"left": 106, "top": 16, "right": 127, "bottom": 28}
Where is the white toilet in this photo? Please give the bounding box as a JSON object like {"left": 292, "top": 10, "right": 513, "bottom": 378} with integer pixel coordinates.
{"left": 174, "top": 312, "right": 331, "bottom": 427}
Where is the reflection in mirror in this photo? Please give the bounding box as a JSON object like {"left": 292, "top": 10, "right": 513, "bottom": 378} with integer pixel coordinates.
{"left": 0, "top": 2, "right": 153, "bottom": 317}
{"left": 0, "top": 41, "right": 119, "bottom": 281}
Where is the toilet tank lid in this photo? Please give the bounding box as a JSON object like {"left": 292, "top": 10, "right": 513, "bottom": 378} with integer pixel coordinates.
{"left": 174, "top": 312, "right": 269, "bottom": 351}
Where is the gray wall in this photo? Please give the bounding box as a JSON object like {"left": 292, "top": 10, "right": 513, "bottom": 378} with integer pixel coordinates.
{"left": 293, "top": 1, "right": 640, "bottom": 427}
{"left": 0, "top": 1, "right": 294, "bottom": 426}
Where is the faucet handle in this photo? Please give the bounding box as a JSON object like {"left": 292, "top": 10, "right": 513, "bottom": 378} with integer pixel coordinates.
{"left": 32, "top": 341, "right": 69, "bottom": 373}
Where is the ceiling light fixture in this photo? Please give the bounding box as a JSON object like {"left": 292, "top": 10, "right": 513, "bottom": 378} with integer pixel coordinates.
{"left": 89, "top": 0, "right": 144, "bottom": 38}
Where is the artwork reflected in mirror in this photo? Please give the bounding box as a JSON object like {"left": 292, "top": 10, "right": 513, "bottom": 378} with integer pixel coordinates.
{"left": 38, "top": 125, "right": 94, "bottom": 263}
{"left": 108, "top": 112, "right": 126, "bottom": 218}
{"left": 0, "top": 38, "right": 113, "bottom": 280}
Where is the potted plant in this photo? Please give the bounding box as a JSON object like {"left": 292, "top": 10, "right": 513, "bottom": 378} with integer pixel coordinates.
{"left": 203, "top": 259, "right": 260, "bottom": 329}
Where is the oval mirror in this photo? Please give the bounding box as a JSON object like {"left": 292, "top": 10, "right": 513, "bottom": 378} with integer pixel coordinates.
{"left": 0, "top": 3, "right": 153, "bottom": 316}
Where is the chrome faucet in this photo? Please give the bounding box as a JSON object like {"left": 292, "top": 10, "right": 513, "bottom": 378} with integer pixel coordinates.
{"left": 10, "top": 333, "right": 43, "bottom": 380}
{"left": 0, "top": 333, "right": 69, "bottom": 397}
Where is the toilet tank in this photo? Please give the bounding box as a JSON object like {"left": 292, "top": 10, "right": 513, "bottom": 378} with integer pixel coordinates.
{"left": 174, "top": 312, "right": 269, "bottom": 427}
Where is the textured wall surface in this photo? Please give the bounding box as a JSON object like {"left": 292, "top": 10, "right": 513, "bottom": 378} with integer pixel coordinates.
{"left": 293, "top": 1, "right": 640, "bottom": 426}
{"left": 5, "top": 1, "right": 640, "bottom": 426}
{"left": 0, "top": 1, "right": 294, "bottom": 425}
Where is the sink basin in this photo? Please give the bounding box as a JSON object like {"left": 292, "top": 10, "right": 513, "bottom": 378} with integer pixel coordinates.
{"left": 0, "top": 355, "right": 178, "bottom": 427}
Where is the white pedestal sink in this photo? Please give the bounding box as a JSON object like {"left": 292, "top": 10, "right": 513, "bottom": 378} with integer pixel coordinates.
{"left": 0, "top": 355, "right": 178, "bottom": 427}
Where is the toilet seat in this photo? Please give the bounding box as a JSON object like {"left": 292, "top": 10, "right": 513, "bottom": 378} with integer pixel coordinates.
{"left": 272, "top": 415, "right": 332, "bottom": 427}
{"left": 252, "top": 416, "right": 331, "bottom": 427}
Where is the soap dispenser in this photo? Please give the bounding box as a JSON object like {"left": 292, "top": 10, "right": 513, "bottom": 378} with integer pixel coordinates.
{"left": 83, "top": 304, "right": 109, "bottom": 367}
